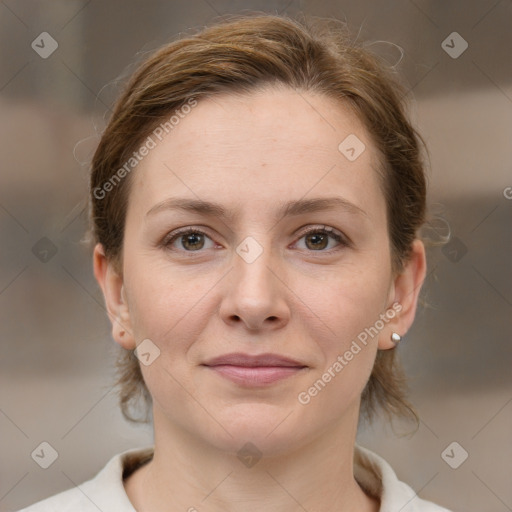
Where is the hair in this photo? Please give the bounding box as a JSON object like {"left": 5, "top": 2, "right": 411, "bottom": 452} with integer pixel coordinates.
{"left": 88, "top": 12, "right": 427, "bottom": 427}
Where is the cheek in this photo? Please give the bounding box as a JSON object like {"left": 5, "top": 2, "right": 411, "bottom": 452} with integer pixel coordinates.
{"left": 122, "top": 262, "right": 216, "bottom": 416}
{"left": 292, "top": 261, "right": 391, "bottom": 409}
{"left": 122, "top": 234, "right": 205, "bottom": 330}
{"left": 294, "top": 314, "right": 381, "bottom": 422}
{"left": 122, "top": 252, "right": 226, "bottom": 399}
{"left": 297, "top": 257, "right": 392, "bottom": 345}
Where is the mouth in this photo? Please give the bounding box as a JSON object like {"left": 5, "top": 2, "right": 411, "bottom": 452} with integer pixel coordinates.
{"left": 202, "top": 352, "right": 308, "bottom": 387}
{"left": 204, "top": 365, "right": 307, "bottom": 386}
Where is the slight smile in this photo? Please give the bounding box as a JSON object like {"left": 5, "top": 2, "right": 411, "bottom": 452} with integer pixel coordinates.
{"left": 202, "top": 352, "right": 309, "bottom": 387}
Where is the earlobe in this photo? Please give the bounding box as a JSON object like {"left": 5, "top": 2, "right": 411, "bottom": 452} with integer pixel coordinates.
{"left": 93, "top": 243, "right": 136, "bottom": 350}
{"left": 378, "top": 239, "right": 427, "bottom": 350}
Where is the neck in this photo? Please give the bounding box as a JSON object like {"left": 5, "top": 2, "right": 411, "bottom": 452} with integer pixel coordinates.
{"left": 125, "top": 403, "right": 379, "bottom": 512}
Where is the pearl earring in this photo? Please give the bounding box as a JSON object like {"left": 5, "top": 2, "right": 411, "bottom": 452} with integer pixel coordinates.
{"left": 391, "top": 332, "right": 402, "bottom": 344}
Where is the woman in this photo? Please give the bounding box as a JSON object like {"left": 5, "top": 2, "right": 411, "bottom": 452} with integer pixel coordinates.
{"left": 20, "top": 13, "right": 452, "bottom": 512}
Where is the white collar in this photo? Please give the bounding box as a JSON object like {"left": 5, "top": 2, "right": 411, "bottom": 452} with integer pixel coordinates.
{"left": 20, "top": 445, "right": 451, "bottom": 511}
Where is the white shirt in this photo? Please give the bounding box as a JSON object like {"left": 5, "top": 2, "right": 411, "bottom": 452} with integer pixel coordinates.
{"left": 18, "top": 445, "right": 452, "bottom": 511}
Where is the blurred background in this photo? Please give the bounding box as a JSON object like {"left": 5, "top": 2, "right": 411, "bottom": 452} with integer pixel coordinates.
{"left": 0, "top": 1, "right": 511, "bottom": 511}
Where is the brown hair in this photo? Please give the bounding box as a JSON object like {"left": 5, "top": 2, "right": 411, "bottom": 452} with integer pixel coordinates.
{"left": 89, "top": 13, "right": 426, "bottom": 427}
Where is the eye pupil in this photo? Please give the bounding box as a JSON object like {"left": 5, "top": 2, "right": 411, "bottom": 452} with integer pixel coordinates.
{"left": 306, "top": 233, "right": 328, "bottom": 250}
{"left": 183, "top": 233, "right": 204, "bottom": 250}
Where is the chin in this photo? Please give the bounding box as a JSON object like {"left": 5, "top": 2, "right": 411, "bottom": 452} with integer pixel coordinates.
{"left": 196, "top": 402, "right": 309, "bottom": 457}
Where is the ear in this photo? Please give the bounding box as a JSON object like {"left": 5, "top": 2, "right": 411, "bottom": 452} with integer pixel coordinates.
{"left": 93, "top": 243, "right": 136, "bottom": 350}
{"left": 378, "top": 239, "right": 427, "bottom": 350}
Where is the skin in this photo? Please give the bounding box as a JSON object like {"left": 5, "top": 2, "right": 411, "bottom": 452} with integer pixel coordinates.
{"left": 94, "top": 86, "right": 426, "bottom": 512}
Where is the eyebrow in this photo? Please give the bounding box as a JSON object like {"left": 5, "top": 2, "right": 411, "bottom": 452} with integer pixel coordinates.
{"left": 145, "top": 196, "right": 367, "bottom": 223}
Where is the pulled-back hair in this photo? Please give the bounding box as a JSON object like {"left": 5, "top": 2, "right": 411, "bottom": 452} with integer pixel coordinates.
{"left": 88, "top": 13, "right": 426, "bottom": 426}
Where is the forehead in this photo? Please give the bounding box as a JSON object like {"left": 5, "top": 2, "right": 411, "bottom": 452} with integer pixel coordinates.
{"left": 128, "top": 87, "right": 385, "bottom": 221}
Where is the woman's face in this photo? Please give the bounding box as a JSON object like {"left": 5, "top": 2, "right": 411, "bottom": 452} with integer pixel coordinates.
{"left": 105, "top": 87, "right": 416, "bottom": 454}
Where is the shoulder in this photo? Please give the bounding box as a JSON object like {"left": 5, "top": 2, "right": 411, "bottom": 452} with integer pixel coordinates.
{"left": 17, "top": 483, "right": 100, "bottom": 512}
{"left": 17, "top": 446, "right": 154, "bottom": 512}
{"left": 354, "top": 444, "right": 453, "bottom": 512}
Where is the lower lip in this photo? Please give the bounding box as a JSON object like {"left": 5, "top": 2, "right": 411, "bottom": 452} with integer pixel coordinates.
{"left": 205, "top": 365, "right": 306, "bottom": 386}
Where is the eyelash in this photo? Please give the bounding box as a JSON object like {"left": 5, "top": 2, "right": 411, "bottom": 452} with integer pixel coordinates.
{"left": 160, "top": 226, "right": 349, "bottom": 253}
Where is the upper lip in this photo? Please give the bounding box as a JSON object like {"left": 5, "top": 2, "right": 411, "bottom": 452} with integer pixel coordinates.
{"left": 202, "top": 352, "right": 307, "bottom": 367}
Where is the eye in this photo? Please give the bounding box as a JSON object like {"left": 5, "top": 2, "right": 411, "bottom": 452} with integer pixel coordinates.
{"left": 294, "top": 226, "right": 348, "bottom": 252}
{"left": 162, "top": 228, "right": 216, "bottom": 252}
{"left": 161, "top": 225, "right": 349, "bottom": 253}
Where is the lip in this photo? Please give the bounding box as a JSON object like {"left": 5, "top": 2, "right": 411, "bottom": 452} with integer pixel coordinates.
{"left": 202, "top": 352, "right": 308, "bottom": 387}
{"left": 203, "top": 352, "right": 306, "bottom": 368}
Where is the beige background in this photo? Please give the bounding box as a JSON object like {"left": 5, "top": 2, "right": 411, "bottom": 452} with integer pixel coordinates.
{"left": 1, "top": 1, "right": 511, "bottom": 511}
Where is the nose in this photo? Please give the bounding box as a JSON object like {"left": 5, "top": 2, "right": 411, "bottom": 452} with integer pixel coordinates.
{"left": 219, "top": 240, "right": 291, "bottom": 332}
